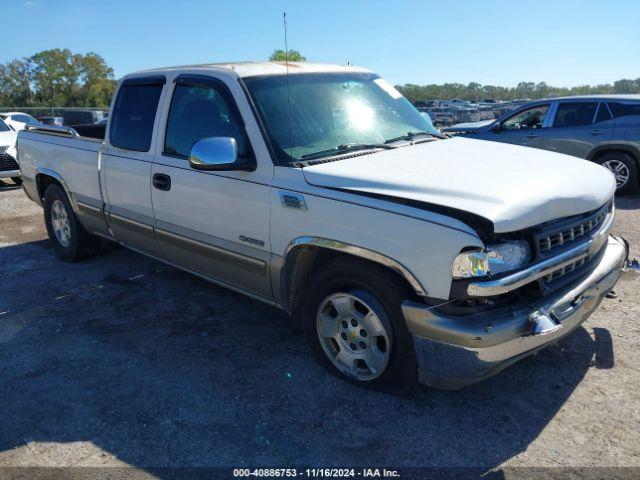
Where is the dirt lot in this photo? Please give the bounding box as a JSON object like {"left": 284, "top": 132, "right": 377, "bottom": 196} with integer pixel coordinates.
{"left": 0, "top": 179, "right": 639, "bottom": 476}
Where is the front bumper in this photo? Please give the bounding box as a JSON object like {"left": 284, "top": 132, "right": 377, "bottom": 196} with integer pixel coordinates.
{"left": 402, "top": 235, "right": 629, "bottom": 389}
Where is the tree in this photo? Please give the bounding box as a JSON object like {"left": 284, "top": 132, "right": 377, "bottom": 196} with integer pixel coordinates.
{"left": 0, "top": 58, "right": 33, "bottom": 106}
{"left": 395, "top": 77, "right": 640, "bottom": 103}
{"left": 0, "top": 49, "right": 116, "bottom": 108}
{"left": 30, "top": 49, "right": 82, "bottom": 107}
{"left": 269, "top": 49, "right": 306, "bottom": 62}
{"left": 78, "top": 53, "right": 116, "bottom": 107}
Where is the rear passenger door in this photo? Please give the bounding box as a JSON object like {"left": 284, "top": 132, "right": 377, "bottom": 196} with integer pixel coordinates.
{"left": 541, "top": 101, "right": 613, "bottom": 158}
{"left": 150, "top": 73, "right": 272, "bottom": 300}
{"left": 102, "top": 76, "right": 165, "bottom": 256}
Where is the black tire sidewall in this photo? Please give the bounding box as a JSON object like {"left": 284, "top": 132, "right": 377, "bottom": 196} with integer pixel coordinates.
{"left": 597, "top": 153, "right": 638, "bottom": 195}
{"left": 43, "top": 185, "right": 81, "bottom": 261}
{"left": 299, "top": 259, "right": 418, "bottom": 394}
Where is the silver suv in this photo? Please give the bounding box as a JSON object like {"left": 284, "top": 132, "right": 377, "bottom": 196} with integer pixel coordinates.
{"left": 444, "top": 95, "right": 640, "bottom": 194}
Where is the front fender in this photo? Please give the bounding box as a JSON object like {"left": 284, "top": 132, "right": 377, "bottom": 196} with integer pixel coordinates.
{"left": 269, "top": 187, "right": 483, "bottom": 302}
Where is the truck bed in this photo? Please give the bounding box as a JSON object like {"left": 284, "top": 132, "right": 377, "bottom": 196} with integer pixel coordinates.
{"left": 18, "top": 125, "right": 105, "bottom": 221}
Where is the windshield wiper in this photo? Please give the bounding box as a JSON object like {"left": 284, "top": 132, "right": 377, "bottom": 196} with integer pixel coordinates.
{"left": 384, "top": 130, "right": 446, "bottom": 143}
{"left": 300, "top": 142, "right": 396, "bottom": 161}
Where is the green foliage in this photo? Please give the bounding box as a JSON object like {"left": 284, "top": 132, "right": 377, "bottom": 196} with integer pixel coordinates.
{"left": 0, "top": 49, "right": 116, "bottom": 108}
{"left": 269, "top": 49, "right": 306, "bottom": 62}
{"left": 396, "top": 79, "right": 640, "bottom": 103}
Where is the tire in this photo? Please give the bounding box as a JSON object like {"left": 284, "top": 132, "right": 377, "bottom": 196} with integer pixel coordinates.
{"left": 43, "top": 184, "right": 100, "bottom": 261}
{"left": 11, "top": 177, "right": 22, "bottom": 186}
{"left": 596, "top": 152, "right": 638, "bottom": 195}
{"left": 297, "top": 257, "right": 418, "bottom": 394}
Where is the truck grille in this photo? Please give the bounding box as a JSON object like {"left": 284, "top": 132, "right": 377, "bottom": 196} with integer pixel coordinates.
{"left": 543, "top": 255, "right": 591, "bottom": 283}
{"left": 0, "top": 146, "right": 19, "bottom": 172}
{"left": 539, "top": 207, "right": 608, "bottom": 254}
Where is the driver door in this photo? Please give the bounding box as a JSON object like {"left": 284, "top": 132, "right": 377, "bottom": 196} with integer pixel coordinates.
{"left": 150, "top": 73, "right": 273, "bottom": 300}
{"left": 489, "top": 103, "right": 551, "bottom": 149}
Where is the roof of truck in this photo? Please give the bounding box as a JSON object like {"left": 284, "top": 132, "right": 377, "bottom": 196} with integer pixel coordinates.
{"left": 131, "top": 62, "right": 371, "bottom": 78}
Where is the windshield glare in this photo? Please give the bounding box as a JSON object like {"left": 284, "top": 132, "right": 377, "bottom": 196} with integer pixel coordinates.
{"left": 244, "top": 73, "right": 440, "bottom": 164}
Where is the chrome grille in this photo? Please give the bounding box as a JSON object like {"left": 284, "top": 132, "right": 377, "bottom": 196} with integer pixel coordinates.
{"left": 539, "top": 208, "right": 608, "bottom": 253}
{"left": 544, "top": 255, "right": 591, "bottom": 283}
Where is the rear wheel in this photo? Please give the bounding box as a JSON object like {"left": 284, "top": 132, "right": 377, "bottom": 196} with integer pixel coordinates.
{"left": 11, "top": 177, "right": 22, "bottom": 186}
{"left": 298, "top": 257, "right": 418, "bottom": 394}
{"left": 43, "top": 184, "right": 100, "bottom": 261}
{"left": 596, "top": 152, "right": 638, "bottom": 195}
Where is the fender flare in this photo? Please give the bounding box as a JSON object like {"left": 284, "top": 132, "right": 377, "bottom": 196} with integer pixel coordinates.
{"left": 35, "top": 168, "right": 79, "bottom": 212}
{"left": 280, "top": 236, "right": 428, "bottom": 305}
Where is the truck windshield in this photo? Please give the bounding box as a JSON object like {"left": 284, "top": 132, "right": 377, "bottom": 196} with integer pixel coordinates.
{"left": 243, "top": 73, "right": 440, "bottom": 165}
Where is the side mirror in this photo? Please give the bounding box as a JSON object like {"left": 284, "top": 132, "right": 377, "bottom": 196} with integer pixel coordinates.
{"left": 490, "top": 122, "right": 501, "bottom": 133}
{"left": 189, "top": 137, "right": 255, "bottom": 172}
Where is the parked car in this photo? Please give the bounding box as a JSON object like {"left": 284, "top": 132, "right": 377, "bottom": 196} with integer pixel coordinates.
{"left": 443, "top": 95, "right": 640, "bottom": 194}
{"left": 0, "top": 117, "right": 20, "bottom": 185}
{"left": 62, "top": 109, "right": 105, "bottom": 126}
{"left": 38, "top": 116, "right": 64, "bottom": 126}
{"left": 477, "top": 105, "right": 496, "bottom": 121}
{"left": 18, "top": 62, "right": 632, "bottom": 392}
{"left": 0, "top": 112, "right": 40, "bottom": 131}
{"left": 449, "top": 106, "right": 480, "bottom": 123}
{"left": 414, "top": 100, "right": 439, "bottom": 109}
{"left": 424, "top": 107, "right": 455, "bottom": 126}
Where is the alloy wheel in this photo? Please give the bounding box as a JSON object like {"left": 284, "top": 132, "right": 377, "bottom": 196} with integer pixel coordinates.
{"left": 602, "top": 159, "right": 630, "bottom": 189}
{"left": 51, "top": 199, "right": 72, "bottom": 247}
{"left": 316, "top": 292, "right": 391, "bottom": 381}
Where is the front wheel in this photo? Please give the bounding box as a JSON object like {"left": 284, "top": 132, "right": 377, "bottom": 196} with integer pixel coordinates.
{"left": 298, "top": 258, "right": 418, "bottom": 394}
{"left": 597, "top": 152, "right": 638, "bottom": 195}
{"left": 43, "top": 184, "right": 100, "bottom": 261}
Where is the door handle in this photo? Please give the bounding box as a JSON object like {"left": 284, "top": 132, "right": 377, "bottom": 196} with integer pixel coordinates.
{"left": 152, "top": 173, "right": 171, "bottom": 191}
{"left": 591, "top": 129, "right": 605, "bottom": 136}
{"left": 526, "top": 133, "right": 541, "bottom": 139}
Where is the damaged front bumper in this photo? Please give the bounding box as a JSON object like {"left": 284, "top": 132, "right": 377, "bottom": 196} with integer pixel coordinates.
{"left": 402, "top": 235, "right": 630, "bottom": 389}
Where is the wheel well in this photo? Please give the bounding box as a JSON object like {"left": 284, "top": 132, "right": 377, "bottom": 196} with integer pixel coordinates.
{"left": 592, "top": 147, "right": 638, "bottom": 165}
{"left": 283, "top": 246, "right": 420, "bottom": 318}
{"left": 591, "top": 148, "right": 640, "bottom": 185}
{"left": 36, "top": 174, "right": 63, "bottom": 201}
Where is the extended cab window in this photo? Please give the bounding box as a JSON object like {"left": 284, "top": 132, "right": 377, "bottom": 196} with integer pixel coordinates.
{"left": 502, "top": 105, "right": 549, "bottom": 130}
{"left": 164, "top": 80, "right": 248, "bottom": 158}
{"left": 553, "top": 102, "right": 598, "bottom": 127}
{"left": 110, "top": 79, "right": 164, "bottom": 152}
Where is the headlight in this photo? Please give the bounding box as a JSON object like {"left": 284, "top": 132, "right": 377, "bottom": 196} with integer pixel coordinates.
{"left": 452, "top": 240, "right": 531, "bottom": 279}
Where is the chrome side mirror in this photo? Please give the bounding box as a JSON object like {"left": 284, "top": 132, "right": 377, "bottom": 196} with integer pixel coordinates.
{"left": 189, "top": 137, "right": 254, "bottom": 171}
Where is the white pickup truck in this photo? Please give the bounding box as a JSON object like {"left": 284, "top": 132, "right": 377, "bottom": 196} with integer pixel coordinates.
{"left": 17, "top": 62, "right": 633, "bottom": 392}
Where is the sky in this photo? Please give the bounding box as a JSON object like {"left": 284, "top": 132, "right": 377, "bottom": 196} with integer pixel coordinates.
{"left": 1, "top": 0, "right": 639, "bottom": 87}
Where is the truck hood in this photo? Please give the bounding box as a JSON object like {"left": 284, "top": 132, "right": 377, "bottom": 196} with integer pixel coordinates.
{"left": 443, "top": 120, "right": 495, "bottom": 133}
{"left": 302, "top": 137, "right": 616, "bottom": 233}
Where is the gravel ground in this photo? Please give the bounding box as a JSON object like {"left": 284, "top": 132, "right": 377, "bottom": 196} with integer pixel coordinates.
{"left": 0, "top": 179, "right": 639, "bottom": 476}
